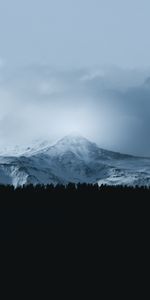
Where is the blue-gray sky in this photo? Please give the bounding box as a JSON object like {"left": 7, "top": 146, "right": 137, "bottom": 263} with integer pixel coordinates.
{"left": 0, "top": 0, "right": 150, "bottom": 67}
{"left": 0, "top": 0, "right": 150, "bottom": 156}
{"left": 1, "top": 65, "right": 150, "bottom": 156}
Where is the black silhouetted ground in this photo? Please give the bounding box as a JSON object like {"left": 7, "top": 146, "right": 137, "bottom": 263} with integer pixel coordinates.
{"left": 0, "top": 183, "right": 150, "bottom": 240}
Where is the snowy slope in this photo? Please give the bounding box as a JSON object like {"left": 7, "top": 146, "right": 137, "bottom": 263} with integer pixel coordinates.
{"left": 0, "top": 134, "right": 150, "bottom": 187}
{"left": 0, "top": 139, "right": 52, "bottom": 157}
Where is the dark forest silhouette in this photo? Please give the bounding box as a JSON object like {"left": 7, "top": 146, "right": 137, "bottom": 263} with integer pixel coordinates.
{"left": 0, "top": 182, "right": 150, "bottom": 193}
{"left": 0, "top": 183, "right": 150, "bottom": 240}
{"left": 0, "top": 183, "right": 150, "bottom": 205}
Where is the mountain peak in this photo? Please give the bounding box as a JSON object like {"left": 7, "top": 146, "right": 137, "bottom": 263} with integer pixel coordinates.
{"left": 45, "top": 133, "right": 99, "bottom": 160}
{"left": 62, "top": 132, "right": 87, "bottom": 139}
{"left": 56, "top": 133, "right": 96, "bottom": 147}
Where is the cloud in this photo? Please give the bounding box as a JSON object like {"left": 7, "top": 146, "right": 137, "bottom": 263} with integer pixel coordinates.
{"left": 0, "top": 57, "right": 6, "bottom": 69}
{"left": 0, "top": 64, "right": 150, "bottom": 156}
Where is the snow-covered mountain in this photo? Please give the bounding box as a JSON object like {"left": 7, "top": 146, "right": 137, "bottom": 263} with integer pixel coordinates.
{"left": 0, "top": 134, "right": 150, "bottom": 187}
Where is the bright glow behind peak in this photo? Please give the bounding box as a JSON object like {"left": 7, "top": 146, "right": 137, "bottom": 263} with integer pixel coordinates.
{"left": 50, "top": 106, "right": 94, "bottom": 139}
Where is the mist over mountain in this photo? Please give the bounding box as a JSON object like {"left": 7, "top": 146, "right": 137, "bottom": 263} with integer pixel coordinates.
{"left": 1, "top": 1, "right": 150, "bottom": 157}
{"left": 1, "top": 65, "right": 150, "bottom": 156}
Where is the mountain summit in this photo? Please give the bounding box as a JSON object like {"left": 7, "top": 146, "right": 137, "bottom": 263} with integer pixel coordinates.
{"left": 55, "top": 133, "right": 93, "bottom": 147}
{"left": 44, "top": 134, "right": 100, "bottom": 161}
{"left": 0, "top": 134, "right": 150, "bottom": 187}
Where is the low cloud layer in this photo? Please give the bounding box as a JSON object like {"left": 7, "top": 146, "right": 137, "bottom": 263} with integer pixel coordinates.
{"left": 0, "top": 64, "right": 150, "bottom": 156}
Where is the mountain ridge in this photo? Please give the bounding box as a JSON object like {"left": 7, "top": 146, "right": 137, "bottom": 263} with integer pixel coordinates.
{"left": 0, "top": 134, "right": 150, "bottom": 187}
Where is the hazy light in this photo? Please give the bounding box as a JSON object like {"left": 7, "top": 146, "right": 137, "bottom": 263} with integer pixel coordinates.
{"left": 0, "top": 65, "right": 150, "bottom": 156}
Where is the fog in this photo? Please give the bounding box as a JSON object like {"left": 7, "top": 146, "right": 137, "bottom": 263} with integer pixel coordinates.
{"left": 1, "top": 0, "right": 150, "bottom": 68}
{"left": 0, "top": 64, "right": 150, "bottom": 156}
{"left": 0, "top": 1, "right": 150, "bottom": 156}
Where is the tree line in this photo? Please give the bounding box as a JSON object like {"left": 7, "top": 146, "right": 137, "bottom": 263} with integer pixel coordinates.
{"left": 0, "top": 182, "right": 150, "bottom": 193}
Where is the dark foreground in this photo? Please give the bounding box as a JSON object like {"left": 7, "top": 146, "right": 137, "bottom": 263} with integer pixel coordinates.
{"left": 0, "top": 184, "right": 150, "bottom": 240}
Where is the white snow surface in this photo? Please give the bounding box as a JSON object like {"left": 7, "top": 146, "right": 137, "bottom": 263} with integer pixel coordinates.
{"left": 0, "top": 134, "right": 150, "bottom": 187}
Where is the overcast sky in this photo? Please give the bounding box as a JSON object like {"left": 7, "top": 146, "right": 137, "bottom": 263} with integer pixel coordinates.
{"left": 0, "top": 0, "right": 150, "bottom": 68}
{"left": 0, "top": 0, "right": 150, "bottom": 156}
